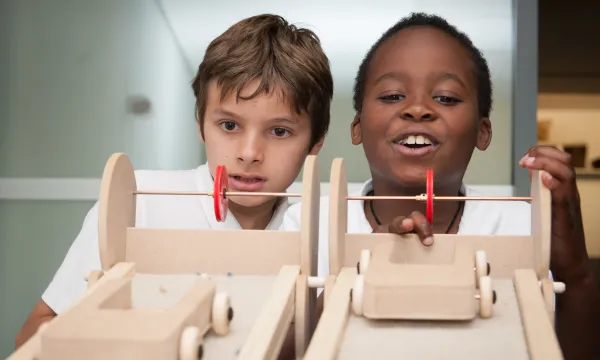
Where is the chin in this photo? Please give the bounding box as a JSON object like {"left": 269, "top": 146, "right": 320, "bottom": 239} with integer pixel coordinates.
{"left": 387, "top": 167, "right": 431, "bottom": 188}
{"left": 228, "top": 196, "right": 277, "bottom": 210}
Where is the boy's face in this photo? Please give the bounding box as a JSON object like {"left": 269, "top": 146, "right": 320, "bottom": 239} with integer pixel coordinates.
{"left": 201, "top": 79, "right": 321, "bottom": 208}
{"left": 351, "top": 26, "right": 492, "bottom": 189}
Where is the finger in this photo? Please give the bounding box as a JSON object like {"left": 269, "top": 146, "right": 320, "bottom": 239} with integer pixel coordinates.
{"left": 408, "top": 211, "right": 434, "bottom": 246}
{"left": 541, "top": 171, "right": 562, "bottom": 190}
{"left": 388, "top": 216, "right": 414, "bottom": 235}
{"left": 372, "top": 216, "right": 411, "bottom": 234}
{"left": 519, "top": 155, "right": 574, "bottom": 183}
{"left": 525, "top": 146, "right": 571, "bottom": 164}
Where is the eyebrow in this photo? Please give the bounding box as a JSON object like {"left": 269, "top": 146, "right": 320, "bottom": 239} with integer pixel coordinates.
{"left": 373, "top": 71, "right": 467, "bottom": 90}
{"left": 373, "top": 71, "right": 408, "bottom": 85}
{"left": 434, "top": 72, "right": 467, "bottom": 90}
{"left": 214, "top": 108, "right": 299, "bottom": 124}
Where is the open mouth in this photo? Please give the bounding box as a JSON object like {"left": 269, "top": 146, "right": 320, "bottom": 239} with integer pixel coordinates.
{"left": 228, "top": 174, "right": 267, "bottom": 192}
{"left": 394, "top": 135, "right": 437, "bottom": 148}
{"left": 392, "top": 134, "right": 439, "bottom": 157}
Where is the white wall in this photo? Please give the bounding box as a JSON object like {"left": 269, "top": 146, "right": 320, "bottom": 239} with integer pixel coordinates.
{"left": 0, "top": 0, "right": 201, "bottom": 178}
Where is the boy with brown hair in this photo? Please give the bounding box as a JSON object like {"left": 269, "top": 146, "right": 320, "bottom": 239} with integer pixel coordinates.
{"left": 15, "top": 13, "right": 333, "bottom": 349}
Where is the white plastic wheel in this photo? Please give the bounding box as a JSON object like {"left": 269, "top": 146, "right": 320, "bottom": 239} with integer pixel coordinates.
{"left": 212, "top": 292, "right": 232, "bottom": 336}
{"left": 478, "top": 276, "right": 494, "bottom": 318}
{"left": 474, "top": 250, "right": 488, "bottom": 288}
{"left": 351, "top": 275, "right": 365, "bottom": 316}
{"left": 359, "top": 249, "right": 371, "bottom": 274}
{"left": 179, "top": 326, "right": 202, "bottom": 360}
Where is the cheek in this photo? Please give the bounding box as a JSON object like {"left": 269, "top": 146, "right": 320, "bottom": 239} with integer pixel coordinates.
{"left": 445, "top": 121, "right": 479, "bottom": 144}
{"left": 265, "top": 139, "right": 309, "bottom": 180}
{"left": 360, "top": 116, "right": 387, "bottom": 150}
{"left": 203, "top": 127, "right": 232, "bottom": 163}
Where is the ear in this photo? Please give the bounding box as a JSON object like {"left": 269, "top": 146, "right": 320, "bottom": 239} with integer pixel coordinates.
{"left": 476, "top": 117, "right": 492, "bottom": 151}
{"left": 350, "top": 114, "right": 363, "bottom": 145}
{"left": 309, "top": 136, "right": 325, "bottom": 155}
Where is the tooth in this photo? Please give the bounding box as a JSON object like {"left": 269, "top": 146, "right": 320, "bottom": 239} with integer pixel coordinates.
{"left": 423, "top": 137, "right": 432, "bottom": 145}
{"left": 416, "top": 135, "right": 425, "bottom": 145}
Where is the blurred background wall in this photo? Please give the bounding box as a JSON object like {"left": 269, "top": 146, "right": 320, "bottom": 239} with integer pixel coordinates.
{"left": 0, "top": 0, "right": 540, "bottom": 356}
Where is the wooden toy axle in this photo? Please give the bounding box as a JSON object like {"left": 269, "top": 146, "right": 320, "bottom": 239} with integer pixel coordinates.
{"left": 133, "top": 167, "right": 532, "bottom": 223}
{"left": 134, "top": 190, "right": 532, "bottom": 202}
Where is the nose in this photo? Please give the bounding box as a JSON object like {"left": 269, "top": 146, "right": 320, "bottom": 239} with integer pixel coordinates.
{"left": 236, "top": 134, "right": 264, "bottom": 165}
{"left": 400, "top": 100, "right": 436, "bottom": 122}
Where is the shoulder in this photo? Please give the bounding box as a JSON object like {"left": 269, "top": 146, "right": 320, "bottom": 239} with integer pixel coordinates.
{"left": 461, "top": 186, "right": 531, "bottom": 235}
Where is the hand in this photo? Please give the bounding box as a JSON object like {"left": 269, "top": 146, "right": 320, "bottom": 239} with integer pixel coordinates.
{"left": 519, "top": 145, "right": 591, "bottom": 284}
{"left": 372, "top": 211, "right": 434, "bottom": 246}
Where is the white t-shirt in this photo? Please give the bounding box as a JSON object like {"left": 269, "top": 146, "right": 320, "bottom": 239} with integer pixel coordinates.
{"left": 42, "top": 163, "right": 289, "bottom": 314}
{"left": 281, "top": 179, "right": 532, "bottom": 279}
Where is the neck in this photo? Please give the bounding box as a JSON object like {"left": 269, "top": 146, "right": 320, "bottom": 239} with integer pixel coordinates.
{"left": 366, "top": 176, "right": 464, "bottom": 234}
{"left": 228, "top": 198, "right": 279, "bottom": 230}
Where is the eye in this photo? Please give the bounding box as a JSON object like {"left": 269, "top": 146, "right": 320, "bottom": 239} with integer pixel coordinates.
{"left": 433, "top": 96, "right": 462, "bottom": 105}
{"left": 271, "top": 127, "right": 291, "bottom": 138}
{"left": 219, "top": 121, "right": 238, "bottom": 131}
{"left": 378, "top": 94, "right": 405, "bottom": 103}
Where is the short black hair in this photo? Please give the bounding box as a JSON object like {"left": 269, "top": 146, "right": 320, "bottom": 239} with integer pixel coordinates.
{"left": 353, "top": 12, "right": 493, "bottom": 118}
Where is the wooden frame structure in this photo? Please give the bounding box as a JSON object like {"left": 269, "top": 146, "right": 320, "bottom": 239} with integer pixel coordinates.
{"left": 8, "top": 152, "right": 321, "bottom": 360}
{"left": 304, "top": 157, "right": 565, "bottom": 360}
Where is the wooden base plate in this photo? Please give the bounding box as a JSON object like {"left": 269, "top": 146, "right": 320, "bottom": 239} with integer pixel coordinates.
{"left": 339, "top": 279, "right": 528, "bottom": 359}
{"left": 131, "top": 273, "right": 277, "bottom": 360}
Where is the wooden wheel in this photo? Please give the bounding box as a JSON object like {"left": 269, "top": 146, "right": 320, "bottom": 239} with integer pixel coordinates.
{"left": 474, "top": 250, "right": 488, "bottom": 288}
{"left": 351, "top": 275, "right": 365, "bottom": 316}
{"left": 212, "top": 292, "right": 232, "bottom": 336}
{"left": 179, "top": 326, "right": 203, "bottom": 360}
{"left": 98, "top": 153, "right": 136, "bottom": 271}
{"left": 358, "top": 249, "right": 371, "bottom": 275}
{"left": 478, "top": 276, "right": 494, "bottom": 318}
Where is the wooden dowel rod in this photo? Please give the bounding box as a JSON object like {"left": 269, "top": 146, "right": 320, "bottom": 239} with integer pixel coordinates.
{"left": 226, "top": 192, "right": 302, "bottom": 197}
{"left": 133, "top": 190, "right": 302, "bottom": 197}
{"left": 347, "top": 195, "right": 533, "bottom": 201}
{"left": 133, "top": 190, "right": 532, "bottom": 202}
{"left": 134, "top": 190, "right": 213, "bottom": 196}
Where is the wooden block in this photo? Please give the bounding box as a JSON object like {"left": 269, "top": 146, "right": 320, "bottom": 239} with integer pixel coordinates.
{"left": 38, "top": 273, "right": 230, "bottom": 360}
{"left": 357, "top": 240, "right": 486, "bottom": 320}
{"left": 513, "top": 269, "right": 564, "bottom": 360}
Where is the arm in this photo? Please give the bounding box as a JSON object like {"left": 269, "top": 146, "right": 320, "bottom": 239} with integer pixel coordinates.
{"left": 555, "top": 267, "right": 600, "bottom": 360}
{"left": 521, "top": 146, "right": 600, "bottom": 360}
{"left": 14, "top": 300, "right": 56, "bottom": 349}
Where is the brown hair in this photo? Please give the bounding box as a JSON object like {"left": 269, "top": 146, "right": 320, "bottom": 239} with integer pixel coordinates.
{"left": 191, "top": 14, "right": 333, "bottom": 148}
